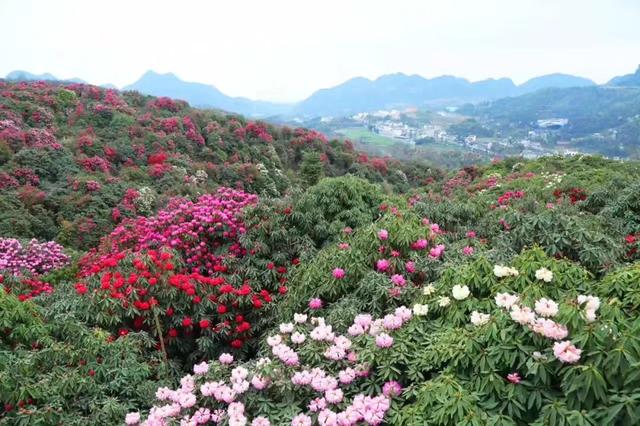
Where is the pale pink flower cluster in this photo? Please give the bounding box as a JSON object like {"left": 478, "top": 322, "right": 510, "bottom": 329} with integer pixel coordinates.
{"left": 219, "top": 353, "right": 234, "bottom": 364}
{"left": 377, "top": 229, "right": 389, "bottom": 240}
{"left": 470, "top": 311, "right": 490, "bottom": 326}
{"left": 193, "top": 361, "right": 209, "bottom": 375}
{"left": 495, "top": 291, "right": 579, "bottom": 363}
{"left": 534, "top": 298, "right": 559, "bottom": 317}
{"left": 553, "top": 340, "right": 582, "bottom": 363}
{"left": 129, "top": 310, "right": 398, "bottom": 426}
{"left": 390, "top": 274, "right": 406, "bottom": 287}
{"left": 271, "top": 341, "right": 299, "bottom": 366}
{"left": 495, "top": 292, "right": 519, "bottom": 309}
{"left": 324, "top": 335, "right": 352, "bottom": 361}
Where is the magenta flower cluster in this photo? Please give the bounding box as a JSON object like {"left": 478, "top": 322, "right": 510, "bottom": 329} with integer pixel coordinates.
{"left": 0, "top": 238, "right": 70, "bottom": 276}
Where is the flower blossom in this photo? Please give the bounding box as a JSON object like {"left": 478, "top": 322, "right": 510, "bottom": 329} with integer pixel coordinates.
{"left": 534, "top": 298, "right": 559, "bottom": 317}
{"left": 332, "top": 268, "right": 346, "bottom": 279}
{"left": 470, "top": 311, "right": 490, "bottom": 326}
{"left": 375, "top": 333, "right": 394, "bottom": 348}
{"left": 535, "top": 267, "right": 553, "bottom": 282}
{"left": 452, "top": 284, "right": 470, "bottom": 300}
{"left": 553, "top": 340, "right": 582, "bottom": 363}
{"left": 494, "top": 264, "right": 519, "bottom": 278}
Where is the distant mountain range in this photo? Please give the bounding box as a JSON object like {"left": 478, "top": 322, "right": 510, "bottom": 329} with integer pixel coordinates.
{"left": 123, "top": 71, "right": 291, "bottom": 117}
{"left": 293, "top": 73, "right": 595, "bottom": 117}
{"left": 5, "top": 70, "right": 87, "bottom": 85}
{"left": 4, "top": 66, "right": 639, "bottom": 118}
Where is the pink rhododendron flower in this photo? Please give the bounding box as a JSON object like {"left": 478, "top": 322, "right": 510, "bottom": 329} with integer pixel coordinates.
{"left": 429, "top": 244, "right": 446, "bottom": 259}
{"left": 219, "top": 353, "right": 234, "bottom": 365}
{"left": 332, "top": 268, "right": 346, "bottom": 279}
{"left": 534, "top": 298, "right": 559, "bottom": 317}
{"left": 309, "top": 298, "right": 323, "bottom": 310}
{"left": 291, "top": 413, "right": 312, "bottom": 426}
{"left": 553, "top": 340, "right": 582, "bottom": 363}
{"left": 376, "top": 259, "right": 391, "bottom": 272}
{"left": 507, "top": 372, "right": 521, "bottom": 384}
{"left": 463, "top": 246, "right": 474, "bottom": 256}
{"left": 375, "top": 333, "right": 394, "bottom": 348}
{"left": 405, "top": 261, "right": 416, "bottom": 273}
{"left": 390, "top": 274, "right": 406, "bottom": 287}
{"left": 252, "top": 417, "right": 271, "bottom": 426}
{"left": 193, "top": 361, "right": 209, "bottom": 375}
{"left": 377, "top": 229, "right": 389, "bottom": 240}
{"left": 125, "top": 412, "right": 141, "bottom": 425}
{"left": 382, "top": 380, "right": 403, "bottom": 397}
{"left": 412, "top": 239, "right": 428, "bottom": 250}
{"left": 466, "top": 230, "right": 476, "bottom": 238}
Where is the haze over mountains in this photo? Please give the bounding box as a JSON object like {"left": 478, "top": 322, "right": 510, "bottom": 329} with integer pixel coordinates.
{"left": 4, "top": 66, "right": 640, "bottom": 118}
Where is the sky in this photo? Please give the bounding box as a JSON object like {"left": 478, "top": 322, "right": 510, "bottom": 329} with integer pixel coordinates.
{"left": 1, "top": 0, "right": 639, "bottom": 102}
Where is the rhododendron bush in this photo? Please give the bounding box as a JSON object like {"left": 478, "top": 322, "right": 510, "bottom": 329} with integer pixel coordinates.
{"left": 73, "top": 188, "right": 285, "bottom": 357}
{"left": 125, "top": 307, "right": 407, "bottom": 425}
{"left": 0, "top": 237, "right": 69, "bottom": 275}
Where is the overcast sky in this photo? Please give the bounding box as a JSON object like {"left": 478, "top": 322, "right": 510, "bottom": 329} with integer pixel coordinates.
{"left": 2, "top": 0, "right": 639, "bottom": 102}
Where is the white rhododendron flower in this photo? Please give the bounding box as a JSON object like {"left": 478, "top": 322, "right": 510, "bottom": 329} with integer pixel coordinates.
{"left": 470, "top": 311, "right": 490, "bottom": 326}
{"left": 413, "top": 303, "right": 429, "bottom": 316}
{"left": 577, "top": 295, "right": 600, "bottom": 322}
{"left": 452, "top": 284, "right": 470, "bottom": 300}
{"left": 535, "top": 267, "right": 553, "bottom": 282}
{"left": 438, "top": 297, "right": 451, "bottom": 307}
{"left": 422, "top": 284, "right": 436, "bottom": 295}
{"left": 493, "top": 264, "right": 519, "bottom": 278}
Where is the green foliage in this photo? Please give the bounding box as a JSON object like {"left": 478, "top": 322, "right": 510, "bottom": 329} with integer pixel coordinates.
{"left": 299, "top": 151, "right": 325, "bottom": 187}
{"left": 0, "top": 290, "right": 169, "bottom": 425}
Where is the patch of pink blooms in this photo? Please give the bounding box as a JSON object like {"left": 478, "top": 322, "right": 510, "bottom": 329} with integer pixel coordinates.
{"left": 376, "top": 259, "right": 391, "bottom": 272}
{"left": 506, "top": 372, "right": 521, "bottom": 384}
{"left": 495, "top": 290, "right": 581, "bottom": 363}
{"left": 100, "top": 187, "right": 257, "bottom": 276}
{"left": 127, "top": 309, "right": 398, "bottom": 425}
{"left": 332, "top": 268, "right": 346, "bottom": 279}
{"left": 0, "top": 238, "right": 70, "bottom": 276}
{"left": 429, "top": 244, "right": 446, "bottom": 259}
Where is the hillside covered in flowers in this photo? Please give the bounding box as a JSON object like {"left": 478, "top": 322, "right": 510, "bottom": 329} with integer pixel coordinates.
{"left": 1, "top": 80, "right": 640, "bottom": 426}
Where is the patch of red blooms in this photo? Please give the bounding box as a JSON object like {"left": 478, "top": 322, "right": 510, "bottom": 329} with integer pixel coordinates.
{"left": 625, "top": 233, "right": 639, "bottom": 259}
{"left": 3, "top": 276, "right": 53, "bottom": 301}
{"left": 497, "top": 190, "right": 525, "bottom": 205}
{"left": 76, "top": 188, "right": 281, "bottom": 349}
{"left": 553, "top": 187, "right": 587, "bottom": 205}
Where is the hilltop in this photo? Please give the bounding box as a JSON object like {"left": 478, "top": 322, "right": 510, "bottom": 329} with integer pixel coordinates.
{"left": 0, "top": 80, "right": 434, "bottom": 251}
